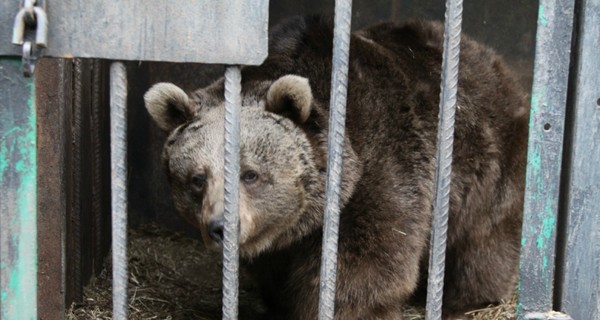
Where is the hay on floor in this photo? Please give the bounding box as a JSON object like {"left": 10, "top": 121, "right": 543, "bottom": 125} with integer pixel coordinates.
{"left": 66, "top": 224, "right": 516, "bottom": 319}
{"left": 66, "top": 225, "right": 264, "bottom": 319}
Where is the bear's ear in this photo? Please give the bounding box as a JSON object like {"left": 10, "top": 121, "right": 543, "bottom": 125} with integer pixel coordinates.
{"left": 144, "top": 82, "right": 196, "bottom": 131}
{"left": 266, "top": 75, "right": 313, "bottom": 124}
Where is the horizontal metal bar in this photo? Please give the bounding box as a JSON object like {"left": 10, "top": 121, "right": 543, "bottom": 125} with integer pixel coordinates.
{"left": 0, "top": 1, "right": 268, "bottom": 64}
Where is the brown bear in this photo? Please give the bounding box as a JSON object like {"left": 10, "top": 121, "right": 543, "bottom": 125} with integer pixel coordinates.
{"left": 144, "top": 15, "right": 528, "bottom": 320}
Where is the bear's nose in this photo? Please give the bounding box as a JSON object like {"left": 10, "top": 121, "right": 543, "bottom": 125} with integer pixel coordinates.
{"left": 208, "top": 217, "right": 224, "bottom": 244}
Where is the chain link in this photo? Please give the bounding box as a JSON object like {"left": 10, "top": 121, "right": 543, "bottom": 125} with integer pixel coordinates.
{"left": 12, "top": 0, "right": 48, "bottom": 76}
{"left": 23, "top": 0, "right": 36, "bottom": 24}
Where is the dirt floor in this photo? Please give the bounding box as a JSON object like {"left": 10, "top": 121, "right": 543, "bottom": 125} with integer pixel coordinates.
{"left": 66, "top": 224, "right": 516, "bottom": 319}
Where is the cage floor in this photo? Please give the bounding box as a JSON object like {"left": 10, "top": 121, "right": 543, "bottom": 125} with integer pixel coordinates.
{"left": 65, "top": 224, "right": 516, "bottom": 320}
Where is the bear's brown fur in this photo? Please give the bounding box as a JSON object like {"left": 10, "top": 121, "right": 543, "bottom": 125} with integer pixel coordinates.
{"left": 144, "top": 15, "right": 528, "bottom": 320}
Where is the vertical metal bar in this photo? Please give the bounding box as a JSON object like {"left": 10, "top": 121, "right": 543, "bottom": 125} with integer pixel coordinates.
{"left": 318, "top": 0, "right": 353, "bottom": 319}
{"left": 110, "top": 62, "right": 128, "bottom": 320}
{"left": 557, "top": 0, "right": 600, "bottom": 319}
{"left": 0, "top": 58, "right": 37, "bottom": 320}
{"left": 517, "top": 0, "right": 575, "bottom": 318}
{"left": 425, "top": 0, "right": 463, "bottom": 319}
{"left": 222, "top": 66, "right": 241, "bottom": 320}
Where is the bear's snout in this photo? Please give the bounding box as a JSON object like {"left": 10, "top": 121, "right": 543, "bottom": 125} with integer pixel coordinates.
{"left": 208, "top": 216, "right": 224, "bottom": 244}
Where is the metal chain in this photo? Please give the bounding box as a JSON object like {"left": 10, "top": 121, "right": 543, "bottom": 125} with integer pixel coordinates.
{"left": 318, "top": 1, "right": 353, "bottom": 319}
{"left": 11, "top": 0, "right": 48, "bottom": 76}
{"left": 23, "top": 0, "right": 36, "bottom": 24}
{"left": 425, "top": 0, "right": 463, "bottom": 319}
{"left": 222, "top": 66, "right": 242, "bottom": 320}
{"left": 110, "top": 62, "right": 129, "bottom": 320}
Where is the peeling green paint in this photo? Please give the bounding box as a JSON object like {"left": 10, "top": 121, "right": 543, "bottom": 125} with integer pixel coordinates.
{"left": 529, "top": 146, "right": 541, "bottom": 173}
{"left": 530, "top": 90, "right": 541, "bottom": 115}
{"left": 520, "top": 85, "right": 548, "bottom": 257}
{"left": 537, "top": 200, "right": 557, "bottom": 247}
{"left": 0, "top": 58, "right": 38, "bottom": 320}
{"left": 0, "top": 127, "right": 18, "bottom": 184}
{"left": 542, "top": 256, "right": 548, "bottom": 271}
{"left": 538, "top": 4, "right": 548, "bottom": 27}
{"left": 529, "top": 145, "right": 543, "bottom": 189}
{"left": 529, "top": 86, "right": 547, "bottom": 126}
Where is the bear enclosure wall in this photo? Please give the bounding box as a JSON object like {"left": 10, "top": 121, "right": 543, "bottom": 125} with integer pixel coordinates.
{"left": 1, "top": 0, "right": 599, "bottom": 320}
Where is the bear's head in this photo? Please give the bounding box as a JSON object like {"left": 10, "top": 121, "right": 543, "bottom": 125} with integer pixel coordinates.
{"left": 144, "top": 75, "right": 361, "bottom": 257}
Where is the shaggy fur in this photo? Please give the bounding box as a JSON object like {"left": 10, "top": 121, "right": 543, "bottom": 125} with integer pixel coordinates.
{"left": 144, "top": 15, "right": 528, "bottom": 320}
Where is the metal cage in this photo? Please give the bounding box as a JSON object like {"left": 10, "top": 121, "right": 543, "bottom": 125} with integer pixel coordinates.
{"left": 2, "top": 0, "right": 599, "bottom": 319}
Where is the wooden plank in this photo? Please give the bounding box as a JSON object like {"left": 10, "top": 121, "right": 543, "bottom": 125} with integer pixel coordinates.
{"left": 558, "top": 0, "right": 600, "bottom": 318}
{"left": 517, "top": 0, "right": 575, "bottom": 318}
{"left": 0, "top": 58, "right": 37, "bottom": 320}
{"left": 0, "top": 0, "right": 268, "bottom": 64}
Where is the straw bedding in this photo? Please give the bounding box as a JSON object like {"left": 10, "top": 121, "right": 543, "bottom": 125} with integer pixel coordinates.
{"left": 66, "top": 224, "right": 516, "bottom": 320}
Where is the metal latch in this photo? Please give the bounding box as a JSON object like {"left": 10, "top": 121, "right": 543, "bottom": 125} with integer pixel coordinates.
{"left": 12, "top": 0, "right": 48, "bottom": 77}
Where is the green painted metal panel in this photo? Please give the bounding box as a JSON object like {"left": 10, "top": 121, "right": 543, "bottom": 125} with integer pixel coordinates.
{"left": 517, "top": 0, "right": 575, "bottom": 318}
{"left": 0, "top": 58, "right": 37, "bottom": 320}
{"left": 558, "top": 0, "right": 600, "bottom": 318}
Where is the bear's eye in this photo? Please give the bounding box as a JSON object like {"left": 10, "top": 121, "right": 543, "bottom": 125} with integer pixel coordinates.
{"left": 241, "top": 170, "right": 259, "bottom": 185}
{"left": 191, "top": 173, "right": 207, "bottom": 190}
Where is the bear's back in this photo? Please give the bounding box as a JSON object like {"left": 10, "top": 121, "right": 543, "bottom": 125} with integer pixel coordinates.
{"left": 244, "top": 15, "right": 528, "bottom": 261}
{"left": 243, "top": 16, "right": 528, "bottom": 168}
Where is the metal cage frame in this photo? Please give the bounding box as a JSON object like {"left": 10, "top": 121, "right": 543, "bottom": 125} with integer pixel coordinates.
{"left": 2, "top": 0, "right": 599, "bottom": 319}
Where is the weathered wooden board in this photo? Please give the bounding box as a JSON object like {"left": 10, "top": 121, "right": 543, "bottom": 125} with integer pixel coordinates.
{"left": 0, "top": 0, "right": 268, "bottom": 64}
{"left": 0, "top": 58, "right": 37, "bottom": 320}
{"left": 559, "top": 0, "right": 600, "bottom": 318}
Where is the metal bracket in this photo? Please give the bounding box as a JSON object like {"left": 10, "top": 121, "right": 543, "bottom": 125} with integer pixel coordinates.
{"left": 11, "top": 0, "right": 47, "bottom": 76}
{"left": 2, "top": 1, "right": 268, "bottom": 64}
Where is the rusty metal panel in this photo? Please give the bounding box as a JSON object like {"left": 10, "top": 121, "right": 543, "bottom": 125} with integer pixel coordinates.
{"left": 0, "top": 0, "right": 269, "bottom": 64}
{"left": 34, "top": 58, "right": 112, "bottom": 319}
{"left": 35, "top": 58, "right": 72, "bottom": 320}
